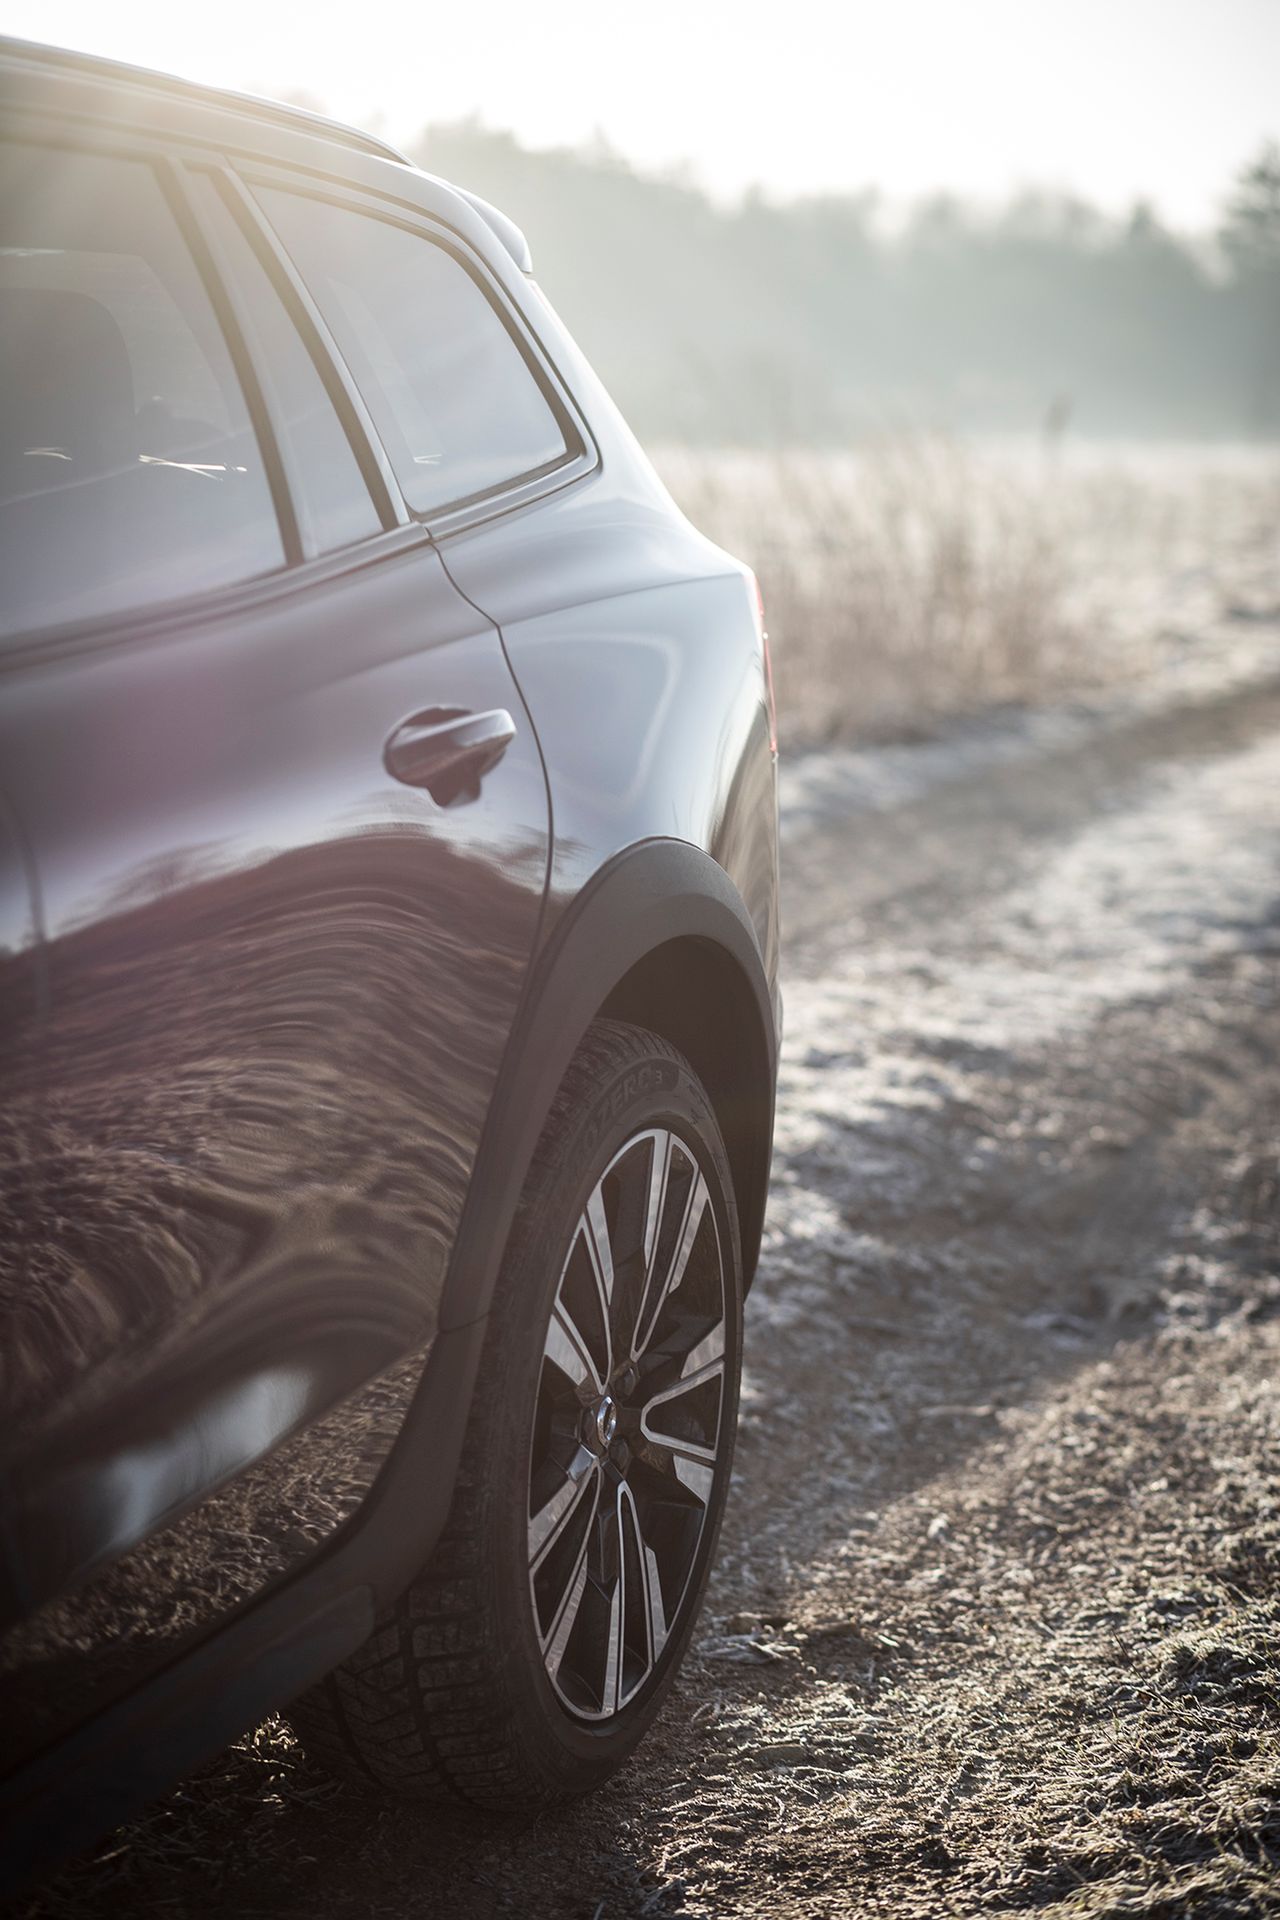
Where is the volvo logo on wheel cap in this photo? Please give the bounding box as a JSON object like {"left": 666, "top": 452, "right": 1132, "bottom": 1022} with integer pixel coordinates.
{"left": 594, "top": 1395, "right": 618, "bottom": 1451}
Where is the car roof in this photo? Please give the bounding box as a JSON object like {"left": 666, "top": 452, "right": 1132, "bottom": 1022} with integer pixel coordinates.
{"left": 0, "top": 34, "right": 534, "bottom": 272}
{"left": 0, "top": 34, "right": 413, "bottom": 166}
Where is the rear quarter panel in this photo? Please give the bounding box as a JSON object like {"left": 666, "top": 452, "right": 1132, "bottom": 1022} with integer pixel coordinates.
{"left": 434, "top": 278, "right": 780, "bottom": 996}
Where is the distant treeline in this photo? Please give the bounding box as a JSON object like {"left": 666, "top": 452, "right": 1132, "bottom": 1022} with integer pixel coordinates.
{"left": 408, "top": 124, "right": 1280, "bottom": 444}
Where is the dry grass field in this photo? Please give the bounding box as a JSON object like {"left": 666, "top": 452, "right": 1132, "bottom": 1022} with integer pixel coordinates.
{"left": 657, "top": 439, "right": 1280, "bottom": 746}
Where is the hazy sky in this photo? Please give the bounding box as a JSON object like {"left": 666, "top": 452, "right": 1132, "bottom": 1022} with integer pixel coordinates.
{"left": 5, "top": 0, "right": 1276, "bottom": 228}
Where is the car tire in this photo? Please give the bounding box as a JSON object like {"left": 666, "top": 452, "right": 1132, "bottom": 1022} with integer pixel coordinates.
{"left": 287, "top": 1016, "right": 743, "bottom": 1806}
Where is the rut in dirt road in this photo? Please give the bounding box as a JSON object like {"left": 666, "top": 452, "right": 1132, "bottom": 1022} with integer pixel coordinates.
{"left": 672, "top": 682, "right": 1280, "bottom": 1918}
{"left": 22, "top": 667, "right": 1280, "bottom": 1920}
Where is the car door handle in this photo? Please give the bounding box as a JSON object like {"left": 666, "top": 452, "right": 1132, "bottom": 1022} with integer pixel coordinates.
{"left": 383, "top": 706, "right": 517, "bottom": 806}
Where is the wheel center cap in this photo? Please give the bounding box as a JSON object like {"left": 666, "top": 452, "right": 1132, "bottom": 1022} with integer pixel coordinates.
{"left": 594, "top": 1394, "right": 618, "bottom": 1451}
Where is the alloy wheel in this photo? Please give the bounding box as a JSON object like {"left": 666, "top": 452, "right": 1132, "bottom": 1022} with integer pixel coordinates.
{"left": 526, "top": 1126, "right": 729, "bottom": 1722}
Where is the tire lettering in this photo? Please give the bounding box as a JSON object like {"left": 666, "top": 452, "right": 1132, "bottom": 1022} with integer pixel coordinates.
{"left": 582, "top": 1062, "right": 678, "bottom": 1156}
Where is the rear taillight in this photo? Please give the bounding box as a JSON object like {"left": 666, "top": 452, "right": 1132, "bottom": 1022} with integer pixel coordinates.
{"left": 750, "top": 572, "right": 778, "bottom": 757}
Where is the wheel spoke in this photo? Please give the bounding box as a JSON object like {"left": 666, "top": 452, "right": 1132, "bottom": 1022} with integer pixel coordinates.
{"left": 680, "top": 1317, "right": 726, "bottom": 1379}
{"left": 544, "top": 1285, "right": 605, "bottom": 1396}
{"left": 619, "top": 1481, "right": 669, "bottom": 1666}
{"left": 666, "top": 1173, "right": 709, "bottom": 1300}
{"left": 640, "top": 1128, "right": 672, "bottom": 1276}
{"left": 640, "top": 1365, "right": 724, "bottom": 1452}
{"left": 601, "top": 1505, "right": 626, "bottom": 1714}
{"left": 583, "top": 1189, "right": 615, "bottom": 1382}
{"left": 672, "top": 1454, "right": 716, "bottom": 1505}
{"left": 640, "top": 1316, "right": 724, "bottom": 1497}
{"left": 528, "top": 1451, "right": 599, "bottom": 1568}
{"left": 542, "top": 1534, "right": 591, "bottom": 1678}
{"left": 632, "top": 1162, "right": 709, "bottom": 1361}
{"left": 640, "top": 1317, "right": 726, "bottom": 1435}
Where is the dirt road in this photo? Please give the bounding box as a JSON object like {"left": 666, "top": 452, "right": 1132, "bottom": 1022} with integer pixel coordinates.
{"left": 25, "top": 639, "right": 1280, "bottom": 1919}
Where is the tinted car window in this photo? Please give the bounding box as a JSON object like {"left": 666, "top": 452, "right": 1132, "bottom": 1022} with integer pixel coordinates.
{"left": 195, "top": 179, "right": 382, "bottom": 556}
{"left": 0, "top": 142, "right": 283, "bottom": 639}
{"left": 255, "top": 187, "right": 569, "bottom": 516}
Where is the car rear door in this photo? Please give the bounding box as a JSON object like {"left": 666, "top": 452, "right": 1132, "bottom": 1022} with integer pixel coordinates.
{"left": 0, "top": 120, "right": 549, "bottom": 1771}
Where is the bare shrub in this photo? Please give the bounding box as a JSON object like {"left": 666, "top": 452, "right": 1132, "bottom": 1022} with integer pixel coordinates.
{"left": 656, "top": 439, "right": 1280, "bottom": 748}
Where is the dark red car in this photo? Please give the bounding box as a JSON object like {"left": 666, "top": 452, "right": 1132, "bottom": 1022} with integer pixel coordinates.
{"left": 0, "top": 36, "right": 780, "bottom": 1885}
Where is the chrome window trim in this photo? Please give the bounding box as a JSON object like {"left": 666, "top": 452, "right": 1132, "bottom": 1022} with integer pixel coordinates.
{"left": 234, "top": 160, "right": 601, "bottom": 537}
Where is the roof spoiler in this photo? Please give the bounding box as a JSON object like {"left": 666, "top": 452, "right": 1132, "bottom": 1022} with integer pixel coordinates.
{"left": 453, "top": 188, "right": 533, "bottom": 274}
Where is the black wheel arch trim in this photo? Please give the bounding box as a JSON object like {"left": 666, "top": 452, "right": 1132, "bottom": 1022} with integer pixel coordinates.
{"left": 439, "top": 834, "right": 779, "bottom": 1333}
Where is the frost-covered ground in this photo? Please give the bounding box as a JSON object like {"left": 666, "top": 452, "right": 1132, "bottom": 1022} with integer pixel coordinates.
{"left": 21, "top": 587, "right": 1280, "bottom": 1912}
{"left": 779, "top": 614, "right": 1280, "bottom": 837}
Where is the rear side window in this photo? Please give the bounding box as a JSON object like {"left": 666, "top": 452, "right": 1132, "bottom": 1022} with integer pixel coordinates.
{"left": 192, "top": 178, "right": 382, "bottom": 557}
{"left": 254, "top": 187, "right": 570, "bottom": 517}
{"left": 0, "top": 142, "right": 283, "bottom": 639}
